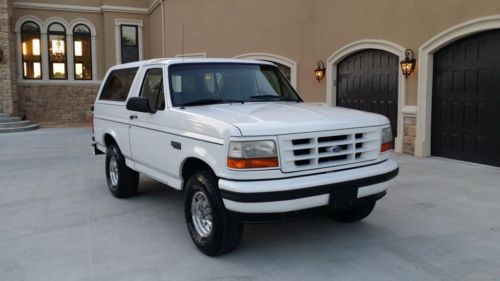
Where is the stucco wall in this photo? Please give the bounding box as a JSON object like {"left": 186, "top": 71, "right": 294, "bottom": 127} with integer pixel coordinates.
{"left": 160, "top": 0, "right": 500, "bottom": 105}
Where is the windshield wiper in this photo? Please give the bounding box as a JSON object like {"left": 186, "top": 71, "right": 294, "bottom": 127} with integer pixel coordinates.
{"left": 181, "top": 99, "right": 245, "bottom": 107}
{"left": 249, "top": 95, "right": 299, "bottom": 102}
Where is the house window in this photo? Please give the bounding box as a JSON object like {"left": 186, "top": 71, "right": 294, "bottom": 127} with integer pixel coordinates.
{"left": 47, "top": 23, "right": 67, "bottom": 79}
{"left": 21, "top": 21, "right": 42, "bottom": 79}
{"left": 73, "top": 24, "right": 92, "bottom": 80}
{"left": 120, "top": 25, "right": 139, "bottom": 63}
{"left": 234, "top": 53, "right": 298, "bottom": 89}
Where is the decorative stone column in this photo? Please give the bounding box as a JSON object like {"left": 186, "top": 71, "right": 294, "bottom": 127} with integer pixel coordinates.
{"left": 0, "top": 0, "right": 18, "bottom": 114}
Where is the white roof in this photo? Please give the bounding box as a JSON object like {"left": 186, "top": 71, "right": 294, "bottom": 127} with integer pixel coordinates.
{"left": 107, "top": 58, "right": 275, "bottom": 71}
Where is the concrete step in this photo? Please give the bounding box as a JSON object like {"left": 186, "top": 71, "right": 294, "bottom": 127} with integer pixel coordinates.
{"left": 0, "top": 117, "right": 22, "bottom": 123}
{"left": 0, "top": 124, "right": 39, "bottom": 133}
{"left": 0, "top": 120, "right": 32, "bottom": 128}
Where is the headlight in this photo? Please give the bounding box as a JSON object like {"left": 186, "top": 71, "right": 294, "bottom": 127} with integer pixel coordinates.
{"left": 380, "top": 127, "right": 393, "bottom": 153}
{"left": 228, "top": 141, "right": 279, "bottom": 169}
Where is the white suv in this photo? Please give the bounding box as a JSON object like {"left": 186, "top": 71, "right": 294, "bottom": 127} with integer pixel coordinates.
{"left": 92, "top": 58, "right": 399, "bottom": 256}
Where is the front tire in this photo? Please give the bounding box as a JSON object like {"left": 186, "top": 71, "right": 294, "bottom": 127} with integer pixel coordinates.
{"left": 328, "top": 201, "right": 376, "bottom": 223}
{"left": 105, "top": 144, "right": 139, "bottom": 198}
{"left": 184, "top": 170, "right": 243, "bottom": 256}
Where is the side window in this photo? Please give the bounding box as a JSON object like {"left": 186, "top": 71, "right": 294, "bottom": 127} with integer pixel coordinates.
{"left": 99, "top": 67, "right": 138, "bottom": 101}
{"left": 139, "top": 68, "right": 165, "bottom": 110}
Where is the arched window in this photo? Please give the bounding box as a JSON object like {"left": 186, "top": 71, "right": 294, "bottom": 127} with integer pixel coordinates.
{"left": 234, "top": 53, "right": 297, "bottom": 88}
{"left": 263, "top": 60, "right": 292, "bottom": 82}
{"left": 21, "top": 21, "right": 42, "bottom": 79}
{"left": 73, "top": 24, "right": 92, "bottom": 80}
{"left": 47, "top": 23, "right": 67, "bottom": 79}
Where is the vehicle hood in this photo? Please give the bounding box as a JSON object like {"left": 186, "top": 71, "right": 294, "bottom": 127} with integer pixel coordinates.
{"left": 182, "top": 102, "right": 389, "bottom": 136}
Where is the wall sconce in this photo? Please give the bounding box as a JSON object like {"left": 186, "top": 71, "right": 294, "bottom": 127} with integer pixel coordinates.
{"left": 314, "top": 61, "right": 326, "bottom": 82}
{"left": 0, "top": 48, "right": 3, "bottom": 63}
{"left": 400, "top": 49, "right": 416, "bottom": 78}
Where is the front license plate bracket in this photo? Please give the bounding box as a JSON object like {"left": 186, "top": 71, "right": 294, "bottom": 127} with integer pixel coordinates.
{"left": 329, "top": 186, "right": 358, "bottom": 210}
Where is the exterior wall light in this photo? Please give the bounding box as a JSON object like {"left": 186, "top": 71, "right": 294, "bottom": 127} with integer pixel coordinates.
{"left": 0, "top": 48, "right": 3, "bottom": 63}
{"left": 314, "top": 60, "right": 326, "bottom": 82}
{"left": 400, "top": 49, "right": 416, "bottom": 78}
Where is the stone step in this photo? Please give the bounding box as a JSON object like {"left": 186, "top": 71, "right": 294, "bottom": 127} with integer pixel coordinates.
{"left": 0, "top": 113, "right": 11, "bottom": 118}
{"left": 0, "top": 120, "right": 32, "bottom": 128}
{"left": 0, "top": 124, "right": 39, "bottom": 133}
{"left": 0, "top": 117, "right": 22, "bottom": 123}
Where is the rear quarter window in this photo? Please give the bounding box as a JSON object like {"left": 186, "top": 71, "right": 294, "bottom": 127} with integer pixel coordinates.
{"left": 99, "top": 67, "right": 139, "bottom": 101}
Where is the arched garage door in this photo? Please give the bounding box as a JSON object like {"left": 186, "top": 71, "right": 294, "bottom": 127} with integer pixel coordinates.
{"left": 337, "top": 49, "right": 399, "bottom": 137}
{"left": 432, "top": 30, "right": 500, "bottom": 167}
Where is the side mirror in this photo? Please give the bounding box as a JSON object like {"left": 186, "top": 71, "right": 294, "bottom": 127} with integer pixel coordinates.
{"left": 126, "top": 97, "right": 156, "bottom": 113}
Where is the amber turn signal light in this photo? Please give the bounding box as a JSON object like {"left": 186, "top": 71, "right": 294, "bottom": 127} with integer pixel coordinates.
{"left": 227, "top": 157, "right": 279, "bottom": 169}
{"left": 380, "top": 142, "right": 393, "bottom": 153}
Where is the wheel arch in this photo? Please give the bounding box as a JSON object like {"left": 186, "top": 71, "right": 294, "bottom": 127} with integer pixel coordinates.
{"left": 180, "top": 157, "right": 216, "bottom": 190}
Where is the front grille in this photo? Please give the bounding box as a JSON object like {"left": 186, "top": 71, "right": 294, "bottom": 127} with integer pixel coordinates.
{"left": 278, "top": 127, "right": 380, "bottom": 172}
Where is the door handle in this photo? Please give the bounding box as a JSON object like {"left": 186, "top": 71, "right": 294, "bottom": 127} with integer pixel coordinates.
{"left": 129, "top": 114, "right": 138, "bottom": 120}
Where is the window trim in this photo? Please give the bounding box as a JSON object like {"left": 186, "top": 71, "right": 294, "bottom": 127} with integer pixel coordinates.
{"left": 120, "top": 24, "right": 139, "bottom": 63}
{"left": 15, "top": 16, "right": 99, "bottom": 84}
{"left": 115, "top": 19, "right": 143, "bottom": 64}
{"left": 47, "top": 22, "right": 68, "bottom": 80}
{"left": 233, "top": 53, "right": 298, "bottom": 89}
{"left": 20, "top": 21, "right": 42, "bottom": 80}
{"left": 72, "top": 24, "right": 93, "bottom": 80}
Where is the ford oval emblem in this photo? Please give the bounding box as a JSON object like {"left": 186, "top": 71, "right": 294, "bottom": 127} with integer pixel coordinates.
{"left": 326, "top": 145, "right": 342, "bottom": 153}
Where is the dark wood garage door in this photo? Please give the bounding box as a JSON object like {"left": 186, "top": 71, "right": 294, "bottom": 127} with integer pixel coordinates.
{"left": 337, "top": 49, "right": 399, "bottom": 137}
{"left": 432, "top": 30, "right": 500, "bottom": 167}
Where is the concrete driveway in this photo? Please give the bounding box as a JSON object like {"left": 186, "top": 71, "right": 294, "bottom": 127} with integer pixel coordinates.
{"left": 1, "top": 128, "right": 499, "bottom": 281}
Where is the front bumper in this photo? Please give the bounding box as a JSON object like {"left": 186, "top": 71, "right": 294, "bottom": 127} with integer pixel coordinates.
{"left": 219, "top": 159, "right": 399, "bottom": 214}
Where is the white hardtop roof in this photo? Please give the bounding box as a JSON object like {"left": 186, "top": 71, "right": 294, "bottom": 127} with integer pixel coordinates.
{"left": 107, "top": 58, "right": 275, "bottom": 71}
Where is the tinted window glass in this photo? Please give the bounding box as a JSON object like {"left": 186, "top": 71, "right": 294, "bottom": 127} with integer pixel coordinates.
{"left": 120, "top": 25, "right": 139, "bottom": 63}
{"left": 139, "top": 68, "right": 165, "bottom": 110}
{"left": 99, "top": 68, "right": 138, "bottom": 101}
{"left": 168, "top": 63, "right": 300, "bottom": 106}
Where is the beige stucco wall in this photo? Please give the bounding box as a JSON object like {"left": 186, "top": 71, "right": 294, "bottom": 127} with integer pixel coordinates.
{"left": 159, "top": 0, "right": 500, "bottom": 105}
{"left": 148, "top": 3, "right": 163, "bottom": 58}
{"left": 9, "top": 0, "right": 500, "bottom": 137}
{"left": 15, "top": 0, "right": 500, "bottom": 102}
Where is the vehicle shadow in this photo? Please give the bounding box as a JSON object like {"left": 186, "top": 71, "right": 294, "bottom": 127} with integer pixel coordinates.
{"left": 132, "top": 175, "right": 394, "bottom": 258}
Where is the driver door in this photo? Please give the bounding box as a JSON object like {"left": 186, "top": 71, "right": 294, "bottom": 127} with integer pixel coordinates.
{"left": 128, "top": 66, "right": 174, "bottom": 183}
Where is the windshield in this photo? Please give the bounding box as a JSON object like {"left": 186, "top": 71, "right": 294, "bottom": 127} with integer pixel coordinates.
{"left": 168, "top": 63, "right": 302, "bottom": 106}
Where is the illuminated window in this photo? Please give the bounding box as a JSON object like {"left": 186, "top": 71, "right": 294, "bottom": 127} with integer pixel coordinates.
{"left": 48, "top": 23, "right": 67, "bottom": 79}
{"left": 21, "top": 21, "right": 42, "bottom": 79}
{"left": 73, "top": 24, "right": 92, "bottom": 80}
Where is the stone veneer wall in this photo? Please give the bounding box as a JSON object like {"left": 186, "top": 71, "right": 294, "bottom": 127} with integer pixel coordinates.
{"left": 403, "top": 116, "right": 417, "bottom": 155}
{"left": 0, "top": 0, "right": 18, "bottom": 114}
{"left": 17, "top": 84, "right": 100, "bottom": 126}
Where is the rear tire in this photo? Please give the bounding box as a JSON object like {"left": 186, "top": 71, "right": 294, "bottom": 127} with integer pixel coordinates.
{"left": 184, "top": 170, "right": 243, "bottom": 256}
{"left": 328, "top": 201, "right": 376, "bottom": 222}
{"left": 105, "top": 144, "right": 139, "bottom": 198}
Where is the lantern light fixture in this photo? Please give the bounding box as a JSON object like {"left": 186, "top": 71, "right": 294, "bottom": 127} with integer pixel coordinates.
{"left": 314, "top": 60, "right": 326, "bottom": 82}
{"left": 400, "top": 49, "right": 416, "bottom": 78}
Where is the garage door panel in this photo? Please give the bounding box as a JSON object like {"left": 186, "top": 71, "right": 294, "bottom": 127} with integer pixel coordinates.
{"left": 432, "top": 29, "right": 500, "bottom": 166}
{"left": 464, "top": 70, "right": 477, "bottom": 93}
{"left": 337, "top": 49, "right": 399, "bottom": 138}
